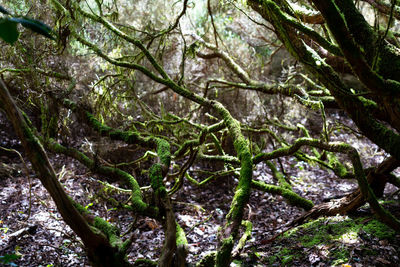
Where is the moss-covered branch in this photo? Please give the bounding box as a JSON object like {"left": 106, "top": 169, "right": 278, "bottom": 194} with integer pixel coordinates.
{"left": 254, "top": 137, "right": 400, "bottom": 231}
{"left": 185, "top": 169, "right": 240, "bottom": 186}
{"left": 311, "top": 1, "right": 400, "bottom": 96}
{"left": 232, "top": 220, "right": 252, "bottom": 258}
{"left": 252, "top": 180, "right": 313, "bottom": 210}
{"left": 62, "top": 3, "right": 211, "bottom": 107}
{"left": 265, "top": 161, "right": 291, "bottom": 190}
{"left": 175, "top": 222, "right": 189, "bottom": 267}
{"left": 0, "top": 80, "right": 131, "bottom": 266}
{"left": 0, "top": 67, "right": 70, "bottom": 80}
{"left": 173, "top": 120, "right": 226, "bottom": 159}
{"left": 210, "top": 101, "right": 253, "bottom": 267}
{"left": 335, "top": 0, "right": 400, "bottom": 80}
{"left": 149, "top": 137, "right": 189, "bottom": 266}
{"left": 206, "top": 78, "right": 310, "bottom": 99}
{"left": 249, "top": 0, "right": 400, "bottom": 162}
{"left": 44, "top": 137, "right": 155, "bottom": 216}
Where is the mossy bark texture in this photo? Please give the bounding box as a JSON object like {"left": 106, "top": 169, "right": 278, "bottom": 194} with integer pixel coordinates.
{"left": 211, "top": 101, "right": 253, "bottom": 267}
{"left": 248, "top": 0, "right": 400, "bottom": 232}
{"left": 0, "top": 80, "right": 131, "bottom": 266}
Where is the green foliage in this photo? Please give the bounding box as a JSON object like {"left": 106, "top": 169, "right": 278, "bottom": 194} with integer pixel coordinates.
{"left": 0, "top": 253, "right": 21, "bottom": 266}
{"left": 84, "top": 202, "right": 94, "bottom": 210}
{"left": 265, "top": 247, "right": 299, "bottom": 266}
{"left": 10, "top": 17, "right": 55, "bottom": 40}
{"left": 0, "top": 4, "right": 55, "bottom": 45}
{"left": 0, "top": 18, "right": 19, "bottom": 45}
{"left": 3, "top": 0, "right": 400, "bottom": 265}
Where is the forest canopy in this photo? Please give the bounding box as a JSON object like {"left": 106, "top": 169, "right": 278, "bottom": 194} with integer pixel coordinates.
{"left": 1, "top": 0, "right": 400, "bottom": 266}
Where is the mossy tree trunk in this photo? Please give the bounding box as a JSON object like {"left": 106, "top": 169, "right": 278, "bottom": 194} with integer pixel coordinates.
{"left": 0, "top": 80, "right": 131, "bottom": 267}
{"left": 247, "top": 0, "right": 400, "bottom": 232}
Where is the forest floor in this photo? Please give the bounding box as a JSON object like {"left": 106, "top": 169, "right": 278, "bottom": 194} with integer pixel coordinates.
{"left": 1, "top": 114, "right": 400, "bottom": 266}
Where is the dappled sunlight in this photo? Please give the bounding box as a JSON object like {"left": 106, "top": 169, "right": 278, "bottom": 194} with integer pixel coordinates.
{"left": 1, "top": 0, "right": 400, "bottom": 266}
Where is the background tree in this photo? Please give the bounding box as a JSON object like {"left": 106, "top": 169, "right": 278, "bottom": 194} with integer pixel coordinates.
{"left": 1, "top": 0, "right": 400, "bottom": 266}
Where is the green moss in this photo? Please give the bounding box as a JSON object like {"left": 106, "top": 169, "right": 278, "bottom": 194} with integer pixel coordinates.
{"left": 327, "top": 153, "right": 349, "bottom": 178}
{"left": 237, "top": 220, "right": 252, "bottom": 249}
{"left": 93, "top": 217, "right": 122, "bottom": 248}
{"left": 72, "top": 200, "right": 90, "bottom": 216}
{"left": 285, "top": 217, "right": 360, "bottom": 247}
{"left": 331, "top": 248, "right": 348, "bottom": 266}
{"left": 252, "top": 180, "right": 313, "bottom": 210}
{"left": 72, "top": 201, "right": 125, "bottom": 249}
{"left": 266, "top": 161, "right": 292, "bottom": 190}
{"left": 266, "top": 247, "right": 299, "bottom": 266}
{"left": 265, "top": 218, "right": 353, "bottom": 265}
{"left": 281, "top": 254, "right": 293, "bottom": 265}
{"left": 227, "top": 151, "right": 252, "bottom": 222}
{"left": 156, "top": 138, "right": 171, "bottom": 167}
{"left": 133, "top": 258, "right": 158, "bottom": 266}
{"left": 271, "top": 216, "right": 397, "bottom": 265}
{"left": 93, "top": 216, "right": 117, "bottom": 235}
{"left": 45, "top": 138, "right": 151, "bottom": 215}
{"left": 268, "top": 255, "right": 277, "bottom": 265}
{"left": 174, "top": 139, "right": 197, "bottom": 158}
{"left": 83, "top": 111, "right": 159, "bottom": 149}
{"left": 21, "top": 126, "right": 47, "bottom": 167}
{"left": 48, "top": 116, "right": 58, "bottom": 136}
{"left": 196, "top": 252, "right": 216, "bottom": 267}
{"left": 215, "top": 236, "right": 234, "bottom": 267}
{"left": 130, "top": 193, "right": 148, "bottom": 212}
{"left": 363, "top": 220, "right": 396, "bottom": 240}
{"left": 176, "top": 223, "right": 188, "bottom": 247}
{"left": 86, "top": 112, "right": 113, "bottom": 134}
{"left": 149, "top": 163, "right": 167, "bottom": 197}
{"left": 149, "top": 164, "right": 163, "bottom": 190}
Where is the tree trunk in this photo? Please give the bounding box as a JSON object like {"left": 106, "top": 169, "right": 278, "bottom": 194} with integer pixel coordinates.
{"left": 0, "top": 80, "right": 130, "bottom": 267}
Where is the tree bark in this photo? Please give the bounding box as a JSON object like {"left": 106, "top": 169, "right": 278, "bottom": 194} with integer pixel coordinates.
{"left": 0, "top": 80, "right": 130, "bottom": 266}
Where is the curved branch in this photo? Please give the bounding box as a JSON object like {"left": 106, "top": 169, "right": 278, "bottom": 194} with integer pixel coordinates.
{"left": 312, "top": 0, "right": 400, "bottom": 96}
{"left": 361, "top": 0, "right": 400, "bottom": 20}
{"left": 253, "top": 136, "right": 400, "bottom": 231}
{"left": 0, "top": 80, "right": 131, "bottom": 266}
